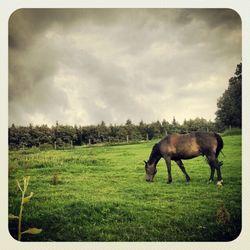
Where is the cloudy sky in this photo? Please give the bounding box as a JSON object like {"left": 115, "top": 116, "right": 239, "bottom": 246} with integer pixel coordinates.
{"left": 9, "top": 9, "right": 241, "bottom": 126}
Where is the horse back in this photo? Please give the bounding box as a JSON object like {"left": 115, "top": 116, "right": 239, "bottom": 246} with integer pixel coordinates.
{"left": 159, "top": 132, "right": 218, "bottom": 159}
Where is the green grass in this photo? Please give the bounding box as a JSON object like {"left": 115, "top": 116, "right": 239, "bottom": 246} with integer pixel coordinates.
{"left": 222, "top": 128, "right": 242, "bottom": 136}
{"left": 8, "top": 135, "right": 241, "bottom": 241}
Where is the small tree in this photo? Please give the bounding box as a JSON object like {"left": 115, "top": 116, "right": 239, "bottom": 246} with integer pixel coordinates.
{"left": 215, "top": 63, "right": 242, "bottom": 129}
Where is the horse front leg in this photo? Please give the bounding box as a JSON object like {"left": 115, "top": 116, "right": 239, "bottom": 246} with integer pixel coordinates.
{"left": 164, "top": 156, "right": 172, "bottom": 184}
{"left": 175, "top": 159, "right": 191, "bottom": 182}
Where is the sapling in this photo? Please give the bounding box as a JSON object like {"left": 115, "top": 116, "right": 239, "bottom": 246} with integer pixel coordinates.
{"left": 9, "top": 176, "right": 42, "bottom": 241}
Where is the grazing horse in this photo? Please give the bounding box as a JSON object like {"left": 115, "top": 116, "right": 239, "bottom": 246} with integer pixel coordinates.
{"left": 144, "top": 132, "right": 224, "bottom": 185}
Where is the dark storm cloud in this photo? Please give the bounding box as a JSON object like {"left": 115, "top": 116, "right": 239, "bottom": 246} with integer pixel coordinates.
{"left": 9, "top": 9, "right": 241, "bottom": 126}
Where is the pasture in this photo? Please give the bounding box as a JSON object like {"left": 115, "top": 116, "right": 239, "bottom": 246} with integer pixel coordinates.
{"left": 8, "top": 135, "right": 241, "bottom": 241}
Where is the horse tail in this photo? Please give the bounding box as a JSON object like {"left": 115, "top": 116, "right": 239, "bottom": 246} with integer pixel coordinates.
{"left": 214, "top": 133, "right": 224, "bottom": 166}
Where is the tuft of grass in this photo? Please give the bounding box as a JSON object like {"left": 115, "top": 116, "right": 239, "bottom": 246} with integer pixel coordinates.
{"left": 216, "top": 203, "right": 230, "bottom": 225}
{"left": 51, "top": 173, "right": 60, "bottom": 185}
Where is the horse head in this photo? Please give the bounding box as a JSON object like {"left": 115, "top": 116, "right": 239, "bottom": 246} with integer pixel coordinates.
{"left": 144, "top": 160, "right": 157, "bottom": 182}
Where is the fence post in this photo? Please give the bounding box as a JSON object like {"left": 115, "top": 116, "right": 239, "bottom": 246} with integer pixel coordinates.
{"left": 54, "top": 141, "right": 57, "bottom": 150}
{"left": 126, "top": 135, "right": 129, "bottom": 144}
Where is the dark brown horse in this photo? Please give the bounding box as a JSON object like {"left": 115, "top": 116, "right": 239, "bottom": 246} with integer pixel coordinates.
{"left": 144, "top": 132, "right": 224, "bottom": 185}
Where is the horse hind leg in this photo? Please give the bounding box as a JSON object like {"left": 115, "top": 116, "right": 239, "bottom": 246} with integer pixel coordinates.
{"left": 208, "top": 166, "right": 215, "bottom": 183}
{"left": 175, "top": 159, "right": 191, "bottom": 182}
{"left": 206, "top": 154, "right": 223, "bottom": 185}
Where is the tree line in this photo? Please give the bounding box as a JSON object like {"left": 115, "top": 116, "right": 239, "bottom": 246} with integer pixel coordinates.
{"left": 9, "top": 118, "right": 217, "bottom": 149}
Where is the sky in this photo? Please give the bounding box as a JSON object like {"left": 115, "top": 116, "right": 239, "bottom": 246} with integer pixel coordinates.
{"left": 8, "top": 9, "right": 241, "bottom": 126}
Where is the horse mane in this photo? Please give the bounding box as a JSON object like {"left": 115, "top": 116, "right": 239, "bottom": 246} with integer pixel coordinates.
{"left": 148, "top": 143, "right": 162, "bottom": 165}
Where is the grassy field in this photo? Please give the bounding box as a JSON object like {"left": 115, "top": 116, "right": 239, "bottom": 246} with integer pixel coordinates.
{"left": 8, "top": 135, "right": 241, "bottom": 241}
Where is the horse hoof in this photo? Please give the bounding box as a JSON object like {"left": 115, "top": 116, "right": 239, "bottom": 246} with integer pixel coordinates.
{"left": 167, "top": 180, "right": 172, "bottom": 184}
{"left": 217, "top": 180, "right": 223, "bottom": 186}
{"left": 208, "top": 180, "right": 213, "bottom": 184}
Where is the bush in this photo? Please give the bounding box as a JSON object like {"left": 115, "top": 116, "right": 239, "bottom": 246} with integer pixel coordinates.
{"left": 39, "top": 143, "right": 54, "bottom": 150}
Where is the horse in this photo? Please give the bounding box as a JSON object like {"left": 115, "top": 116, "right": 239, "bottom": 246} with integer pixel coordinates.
{"left": 144, "top": 132, "right": 224, "bottom": 186}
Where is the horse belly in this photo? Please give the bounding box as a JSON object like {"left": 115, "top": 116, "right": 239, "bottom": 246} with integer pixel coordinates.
{"left": 176, "top": 150, "right": 201, "bottom": 160}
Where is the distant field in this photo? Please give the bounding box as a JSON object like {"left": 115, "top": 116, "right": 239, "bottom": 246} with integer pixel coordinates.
{"left": 8, "top": 135, "right": 241, "bottom": 241}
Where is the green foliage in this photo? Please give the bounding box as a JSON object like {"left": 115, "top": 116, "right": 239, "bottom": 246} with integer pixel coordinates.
{"left": 183, "top": 118, "right": 216, "bottom": 132}
{"left": 9, "top": 136, "right": 241, "bottom": 241}
{"left": 216, "top": 63, "right": 242, "bottom": 128}
{"left": 9, "top": 176, "right": 42, "bottom": 241}
{"left": 9, "top": 118, "right": 218, "bottom": 150}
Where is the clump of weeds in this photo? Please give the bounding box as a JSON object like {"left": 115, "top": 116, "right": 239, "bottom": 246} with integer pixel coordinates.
{"left": 9, "top": 176, "right": 42, "bottom": 241}
{"left": 51, "top": 173, "right": 60, "bottom": 185}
